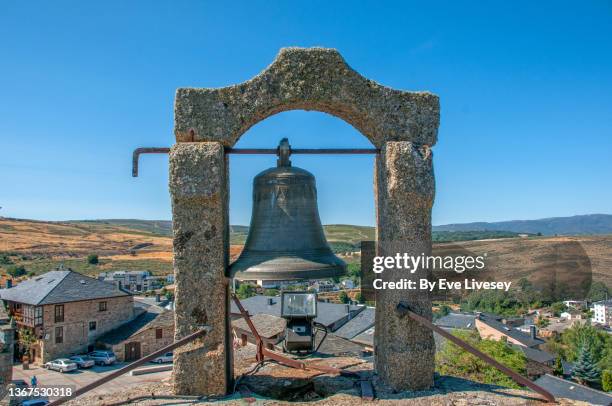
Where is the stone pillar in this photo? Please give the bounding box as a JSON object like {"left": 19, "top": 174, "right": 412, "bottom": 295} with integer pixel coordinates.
{"left": 374, "top": 141, "right": 435, "bottom": 391}
{"left": 169, "top": 142, "right": 231, "bottom": 395}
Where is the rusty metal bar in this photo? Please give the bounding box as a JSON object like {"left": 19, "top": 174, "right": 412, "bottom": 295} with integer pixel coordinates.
{"left": 231, "top": 293, "right": 359, "bottom": 378}
{"left": 396, "top": 302, "right": 555, "bottom": 403}
{"left": 132, "top": 146, "right": 379, "bottom": 177}
{"left": 132, "top": 147, "right": 170, "bottom": 177}
{"left": 47, "top": 326, "right": 211, "bottom": 406}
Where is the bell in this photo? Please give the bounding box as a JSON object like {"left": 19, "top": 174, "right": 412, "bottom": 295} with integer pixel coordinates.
{"left": 229, "top": 139, "right": 347, "bottom": 281}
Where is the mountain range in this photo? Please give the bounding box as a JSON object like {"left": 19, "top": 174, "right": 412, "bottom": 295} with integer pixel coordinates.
{"left": 71, "top": 214, "right": 612, "bottom": 237}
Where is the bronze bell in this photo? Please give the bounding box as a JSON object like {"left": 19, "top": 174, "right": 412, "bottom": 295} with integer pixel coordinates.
{"left": 229, "top": 139, "right": 347, "bottom": 281}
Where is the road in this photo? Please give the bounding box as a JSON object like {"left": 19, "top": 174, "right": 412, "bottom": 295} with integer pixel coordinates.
{"left": 12, "top": 362, "right": 172, "bottom": 400}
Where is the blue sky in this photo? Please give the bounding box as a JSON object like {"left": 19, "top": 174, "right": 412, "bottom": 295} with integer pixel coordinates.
{"left": 1, "top": 1, "right": 611, "bottom": 226}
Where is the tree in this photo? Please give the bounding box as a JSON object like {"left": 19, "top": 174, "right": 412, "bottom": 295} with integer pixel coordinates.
{"left": 436, "top": 330, "right": 527, "bottom": 389}
{"left": 17, "top": 327, "right": 37, "bottom": 360}
{"left": 587, "top": 282, "right": 610, "bottom": 302}
{"left": 553, "top": 357, "right": 564, "bottom": 376}
{"left": 236, "top": 284, "right": 256, "bottom": 299}
{"left": 354, "top": 292, "right": 365, "bottom": 304}
{"left": 551, "top": 302, "right": 567, "bottom": 317}
{"left": 338, "top": 291, "right": 350, "bottom": 304}
{"left": 572, "top": 344, "right": 601, "bottom": 386}
{"left": 536, "top": 317, "right": 550, "bottom": 328}
{"left": 561, "top": 323, "right": 611, "bottom": 370}
{"left": 263, "top": 289, "right": 279, "bottom": 297}
{"left": 7, "top": 265, "right": 26, "bottom": 278}
{"left": 602, "top": 370, "right": 612, "bottom": 392}
{"left": 87, "top": 254, "right": 99, "bottom": 265}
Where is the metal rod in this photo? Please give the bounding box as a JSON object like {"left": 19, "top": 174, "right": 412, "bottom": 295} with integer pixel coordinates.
{"left": 231, "top": 293, "right": 359, "bottom": 377}
{"left": 47, "top": 326, "right": 211, "bottom": 406}
{"left": 132, "top": 146, "right": 379, "bottom": 177}
{"left": 396, "top": 303, "right": 556, "bottom": 403}
{"left": 132, "top": 147, "right": 170, "bottom": 177}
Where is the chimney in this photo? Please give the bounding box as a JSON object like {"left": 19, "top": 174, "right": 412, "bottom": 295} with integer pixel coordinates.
{"left": 267, "top": 298, "right": 274, "bottom": 305}
{"left": 345, "top": 304, "right": 351, "bottom": 320}
{"left": 530, "top": 325, "right": 537, "bottom": 339}
{"left": 6, "top": 279, "right": 12, "bottom": 289}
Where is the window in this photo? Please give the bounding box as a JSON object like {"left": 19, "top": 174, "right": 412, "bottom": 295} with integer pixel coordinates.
{"left": 54, "top": 305, "right": 64, "bottom": 323}
{"left": 99, "top": 302, "right": 107, "bottom": 312}
{"left": 155, "top": 328, "right": 163, "bottom": 339}
{"left": 34, "top": 306, "right": 43, "bottom": 326}
{"left": 55, "top": 326, "right": 63, "bottom": 344}
{"left": 89, "top": 321, "right": 97, "bottom": 331}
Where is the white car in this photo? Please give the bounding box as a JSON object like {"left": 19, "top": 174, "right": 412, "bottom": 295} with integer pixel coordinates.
{"left": 151, "top": 352, "right": 173, "bottom": 363}
{"left": 88, "top": 350, "right": 117, "bottom": 365}
{"left": 44, "top": 358, "right": 78, "bottom": 373}
{"left": 69, "top": 355, "right": 95, "bottom": 368}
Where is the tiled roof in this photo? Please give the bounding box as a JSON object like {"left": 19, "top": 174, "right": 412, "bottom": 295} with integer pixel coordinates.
{"left": 510, "top": 344, "right": 555, "bottom": 364}
{"left": 478, "top": 314, "right": 544, "bottom": 348}
{"left": 534, "top": 374, "right": 612, "bottom": 405}
{"left": 333, "top": 307, "right": 375, "bottom": 340}
{"left": 351, "top": 326, "right": 374, "bottom": 347}
{"left": 232, "top": 313, "right": 286, "bottom": 339}
{"left": 230, "top": 295, "right": 363, "bottom": 329}
{"left": 97, "top": 310, "right": 173, "bottom": 345}
{"left": 0, "top": 270, "right": 130, "bottom": 306}
{"left": 435, "top": 312, "right": 477, "bottom": 330}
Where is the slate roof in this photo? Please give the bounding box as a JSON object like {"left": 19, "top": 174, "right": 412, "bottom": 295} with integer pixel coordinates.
{"left": 435, "top": 312, "right": 477, "bottom": 330}
{"left": 333, "top": 307, "right": 375, "bottom": 340}
{"left": 0, "top": 270, "right": 130, "bottom": 306}
{"left": 510, "top": 344, "right": 555, "bottom": 364}
{"left": 230, "top": 295, "right": 363, "bottom": 329}
{"left": 478, "top": 314, "right": 545, "bottom": 348}
{"left": 534, "top": 374, "right": 612, "bottom": 405}
{"left": 232, "top": 313, "right": 286, "bottom": 339}
{"left": 351, "top": 326, "right": 374, "bottom": 347}
{"left": 97, "top": 310, "right": 174, "bottom": 345}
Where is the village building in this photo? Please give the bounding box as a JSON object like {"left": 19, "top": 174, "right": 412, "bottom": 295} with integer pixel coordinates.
{"left": 0, "top": 269, "right": 134, "bottom": 363}
{"left": 475, "top": 314, "right": 544, "bottom": 349}
{"left": 97, "top": 309, "right": 174, "bottom": 362}
{"left": 509, "top": 344, "right": 555, "bottom": 379}
{"left": 592, "top": 299, "right": 612, "bottom": 327}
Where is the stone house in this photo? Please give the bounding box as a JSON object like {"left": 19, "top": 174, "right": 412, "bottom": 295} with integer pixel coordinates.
{"left": 97, "top": 309, "right": 174, "bottom": 362}
{"left": 0, "top": 269, "right": 134, "bottom": 363}
{"left": 475, "top": 314, "right": 544, "bottom": 349}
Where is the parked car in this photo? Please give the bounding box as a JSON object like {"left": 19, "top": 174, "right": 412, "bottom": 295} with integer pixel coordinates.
{"left": 151, "top": 352, "right": 173, "bottom": 363}
{"left": 11, "top": 379, "right": 28, "bottom": 389}
{"left": 43, "top": 358, "right": 78, "bottom": 373}
{"left": 22, "top": 399, "right": 49, "bottom": 406}
{"left": 69, "top": 355, "right": 95, "bottom": 368}
{"left": 88, "top": 350, "right": 117, "bottom": 365}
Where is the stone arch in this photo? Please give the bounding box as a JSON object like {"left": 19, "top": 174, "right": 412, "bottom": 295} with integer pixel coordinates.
{"left": 174, "top": 47, "right": 439, "bottom": 148}
{"left": 170, "top": 47, "right": 439, "bottom": 396}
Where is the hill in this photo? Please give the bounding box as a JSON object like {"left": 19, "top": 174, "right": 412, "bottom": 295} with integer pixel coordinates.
{"left": 433, "top": 214, "right": 612, "bottom": 235}
{"left": 1, "top": 217, "right": 610, "bottom": 291}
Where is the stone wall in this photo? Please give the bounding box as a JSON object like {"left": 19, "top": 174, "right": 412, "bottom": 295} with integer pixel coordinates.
{"left": 170, "top": 143, "right": 231, "bottom": 396}
{"left": 39, "top": 296, "right": 134, "bottom": 362}
{"left": 109, "top": 324, "right": 174, "bottom": 362}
